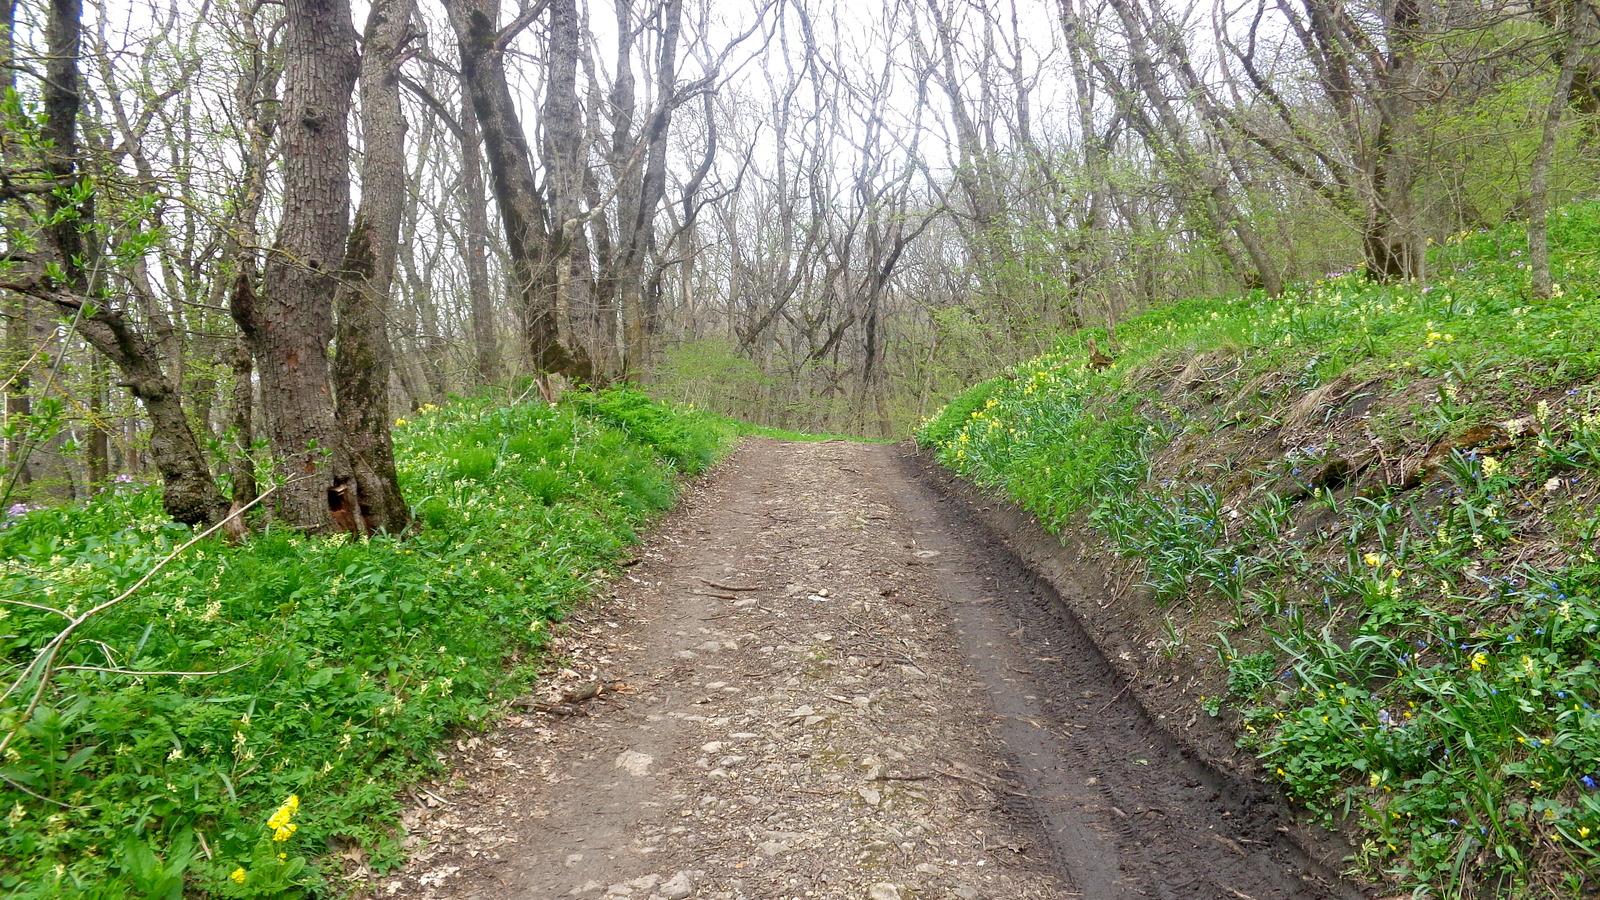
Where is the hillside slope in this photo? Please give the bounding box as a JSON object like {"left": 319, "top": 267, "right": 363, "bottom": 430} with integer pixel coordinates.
{"left": 920, "top": 206, "right": 1600, "bottom": 898}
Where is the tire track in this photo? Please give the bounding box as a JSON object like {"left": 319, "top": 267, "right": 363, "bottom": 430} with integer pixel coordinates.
{"left": 888, "top": 442, "right": 1364, "bottom": 900}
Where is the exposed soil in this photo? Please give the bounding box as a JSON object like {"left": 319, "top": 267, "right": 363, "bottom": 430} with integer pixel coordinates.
{"left": 366, "top": 439, "right": 1368, "bottom": 900}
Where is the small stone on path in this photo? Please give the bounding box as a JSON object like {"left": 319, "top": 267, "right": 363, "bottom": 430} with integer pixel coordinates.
{"left": 615, "top": 750, "right": 654, "bottom": 776}
{"left": 658, "top": 871, "right": 694, "bottom": 899}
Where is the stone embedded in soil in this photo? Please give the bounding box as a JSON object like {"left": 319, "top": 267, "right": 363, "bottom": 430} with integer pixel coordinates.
{"left": 615, "top": 750, "right": 654, "bottom": 776}
{"left": 657, "top": 871, "right": 694, "bottom": 899}
{"left": 867, "top": 884, "right": 905, "bottom": 900}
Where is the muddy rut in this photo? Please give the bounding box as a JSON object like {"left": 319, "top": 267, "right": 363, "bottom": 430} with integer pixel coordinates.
{"left": 375, "top": 440, "right": 1364, "bottom": 900}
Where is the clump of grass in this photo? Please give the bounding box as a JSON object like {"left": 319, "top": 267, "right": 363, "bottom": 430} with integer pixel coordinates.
{"left": 0, "top": 387, "right": 732, "bottom": 898}
{"left": 920, "top": 203, "right": 1600, "bottom": 897}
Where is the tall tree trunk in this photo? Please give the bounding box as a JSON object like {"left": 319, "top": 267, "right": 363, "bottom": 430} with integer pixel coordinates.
{"left": 544, "top": 0, "right": 586, "bottom": 367}
{"left": 86, "top": 353, "right": 107, "bottom": 487}
{"left": 333, "top": 0, "right": 411, "bottom": 533}
{"left": 233, "top": 0, "right": 360, "bottom": 532}
{"left": 457, "top": 83, "right": 501, "bottom": 383}
{"left": 608, "top": 0, "right": 642, "bottom": 376}
{"left": 217, "top": 3, "right": 277, "bottom": 511}
{"left": 0, "top": 0, "right": 28, "bottom": 496}
{"left": 612, "top": 0, "right": 683, "bottom": 380}
{"left": 1529, "top": 1, "right": 1590, "bottom": 301}
{"left": 227, "top": 334, "right": 258, "bottom": 507}
{"left": 445, "top": 0, "right": 584, "bottom": 378}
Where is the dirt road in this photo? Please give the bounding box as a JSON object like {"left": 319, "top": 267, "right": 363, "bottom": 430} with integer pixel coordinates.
{"left": 375, "top": 439, "right": 1363, "bottom": 900}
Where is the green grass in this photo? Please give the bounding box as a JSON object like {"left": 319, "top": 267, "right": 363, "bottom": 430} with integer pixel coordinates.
{"left": 0, "top": 387, "right": 733, "bottom": 898}
{"left": 920, "top": 203, "right": 1600, "bottom": 897}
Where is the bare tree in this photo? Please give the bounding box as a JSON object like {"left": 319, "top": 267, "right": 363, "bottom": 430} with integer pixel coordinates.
{"left": 445, "top": 0, "right": 589, "bottom": 379}
{"left": 1, "top": 0, "right": 229, "bottom": 525}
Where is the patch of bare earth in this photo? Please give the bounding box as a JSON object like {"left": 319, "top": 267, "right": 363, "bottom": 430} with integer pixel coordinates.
{"left": 364, "top": 439, "right": 1364, "bottom": 900}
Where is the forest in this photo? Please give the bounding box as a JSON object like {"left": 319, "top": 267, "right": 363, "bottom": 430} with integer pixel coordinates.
{"left": 0, "top": 0, "right": 1591, "bottom": 525}
{"left": 0, "top": 0, "right": 1597, "bottom": 896}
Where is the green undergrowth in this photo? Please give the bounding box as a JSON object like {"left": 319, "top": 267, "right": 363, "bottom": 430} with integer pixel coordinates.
{"left": 0, "top": 388, "right": 734, "bottom": 898}
{"left": 920, "top": 204, "right": 1600, "bottom": 897}
{"left": 732, "top": 422, "right": 885, "bottom": 442}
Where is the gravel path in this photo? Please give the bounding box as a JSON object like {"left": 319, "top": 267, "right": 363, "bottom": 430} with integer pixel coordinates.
{"left": 369, "top": 439, "right": 1363, "bottom": 900}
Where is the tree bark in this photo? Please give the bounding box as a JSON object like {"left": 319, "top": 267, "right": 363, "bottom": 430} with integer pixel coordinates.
{"left": 445, "top": 0, "right": 585, "bottom": 378}
{"left": 608, "top": 0, "right": 685, "bottom": 380}
{"left": 544, "top": 0, "right": 586, "bottom": 367}
{"left": 227, "top": 334, "right": 257, "bottom": 508}
{"left": 457, "top": 81, "right": 501, "bottom": 383}
{"left": 234, "top": 0, "right": 361, "bottom": 532}
{"left": 0, "top": 0, "right": 28, "bottom": 496}
{"left": 333, "top": 0, "right": 412, "bottom": 533}
{"left": 217, "top": 0, "right": 277, "bottom": 511}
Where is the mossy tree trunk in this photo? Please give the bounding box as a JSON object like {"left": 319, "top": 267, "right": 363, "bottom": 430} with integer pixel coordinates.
{"left": 333, "top": 0, "right": 412, "bottom": 534}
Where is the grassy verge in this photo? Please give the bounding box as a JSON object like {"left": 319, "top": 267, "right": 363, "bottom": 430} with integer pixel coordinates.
{"left": 0, "top": 388, "right": 734, "bottom": 898}
{"left": 919, "top": 205, "right": 1600, "bottom": 897}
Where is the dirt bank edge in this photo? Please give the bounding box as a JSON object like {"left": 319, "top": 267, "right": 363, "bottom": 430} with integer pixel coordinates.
{"left": 905, "top": 441, "right": 1367, "bottom": 885}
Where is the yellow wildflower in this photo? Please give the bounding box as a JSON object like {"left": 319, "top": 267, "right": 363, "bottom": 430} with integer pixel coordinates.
{"left": 1470, "top": 653, "right": 1488, "bottom": 671}
{"left": 231, "top": 868, "right": 247, "bottom": 884}
{"left": 267, "top": 794, "right": 300, "bottom": 842}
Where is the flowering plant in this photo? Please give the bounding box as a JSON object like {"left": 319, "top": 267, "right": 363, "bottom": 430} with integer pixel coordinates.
{"left": 220, "top": 794, "right": 310, "bottom": 898}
